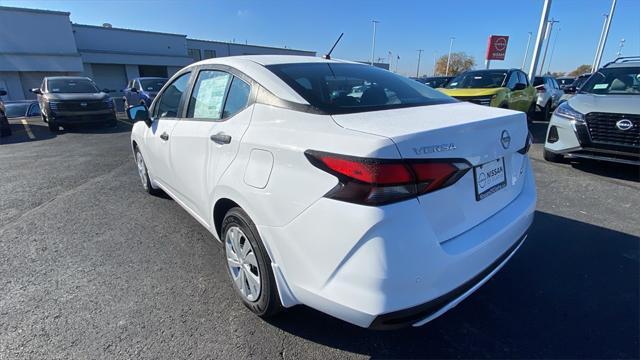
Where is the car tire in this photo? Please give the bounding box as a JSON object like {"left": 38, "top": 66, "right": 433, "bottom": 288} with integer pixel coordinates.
{"left": 134, "top": 148, "right": 162, "bottom": 196}
{"left": 526, "top": 102, "right": 537, "bottom": 123}
{"left": 47, "top": 118, "right": 60, "bottom": 132}
{"left": 542, "top": 101, "right": 552, "bottom": 121}
{"left": 543, "top": 148, "right": 564, "bottom": 163}
{"left": 222, "top": 207, "right": 283, "bottom": 318}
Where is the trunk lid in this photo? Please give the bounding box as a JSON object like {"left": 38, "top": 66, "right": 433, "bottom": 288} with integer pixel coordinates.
{"left": 331, "top": 101, "right": 530, "bottom": 243}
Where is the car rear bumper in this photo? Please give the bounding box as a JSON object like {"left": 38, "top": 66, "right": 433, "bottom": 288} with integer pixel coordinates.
{"left": 259, "top": 159, "right": 536, "bottom": 328}
{"left": 544, "top": 114, "right": 640, "bottom": 165}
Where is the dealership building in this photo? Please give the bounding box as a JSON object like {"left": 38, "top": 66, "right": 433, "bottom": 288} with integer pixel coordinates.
{"left": 0, "top": 6, "right": 315, "bottom": 104}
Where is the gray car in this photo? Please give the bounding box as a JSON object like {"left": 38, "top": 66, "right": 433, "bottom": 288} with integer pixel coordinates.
{"left": 31, "top": 76, "right": 117, "bottom": 132}
{"left": 543, "top": 57, "right": 640, "bottom": 165}
{"left": 533, "top": 76, "right": 563, "bottom": 120}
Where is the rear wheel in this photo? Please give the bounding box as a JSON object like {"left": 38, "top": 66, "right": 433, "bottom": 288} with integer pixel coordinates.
{"left": 222, "top": 207, "right": 282, "bottom": 318}
{"left": 543, "top": 148, "right": 564, "bottom": 163}
{"left": 134, "top": 148, "right": 161, "bottom": 195}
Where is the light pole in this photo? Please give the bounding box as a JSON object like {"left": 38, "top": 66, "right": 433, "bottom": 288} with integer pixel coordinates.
{"left": 546, "top": 27, "right": 560, "bottom": 74}
{"left": 592, "top": 14, "right": 609, "bottom": 72}
{"left": 539, "top": 18, "right": 559, "bottom": 75}
{"left": 521, "top": 32, "right": 532, "bottom": 69}
{"left": 594, "top": 0, "right": 617, "bottom": 71}
{"left": 616, "top": 38, "right": 625, "bottom": 57}
{"left": 445, "top": 37, "right": 455, "bottom": 76}
{"left": 395, "top": 55, "right": 399, "bottom": 73}
{"left": 416, "top": 49, "right": 424, "bottom": 77}
{"left": 370, "top": 20, "right": 380, "bottom": 66}
{"left": 528, "top": 0, "right": 552, "bottom": 82}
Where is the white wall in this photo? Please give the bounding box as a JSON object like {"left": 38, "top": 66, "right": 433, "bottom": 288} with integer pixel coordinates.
{"left": 186, "top": 39, "right": 316, "bottom": 59}
{"left": 73, "top": 25, "right": 187, "bottom": 56}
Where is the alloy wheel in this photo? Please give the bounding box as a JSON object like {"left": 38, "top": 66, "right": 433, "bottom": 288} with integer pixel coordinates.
{"left": 225, "top": 226, "right": 261, "bottom": 302}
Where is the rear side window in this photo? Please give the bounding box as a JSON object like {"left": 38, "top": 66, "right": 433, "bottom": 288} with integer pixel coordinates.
{"left": 186, "top": 70, "right": 231, "bottom": 120}
{"left": 267, "top": 63, "right": 454, "bottom": 114}
{"left": 222, "top": 77, "right": 251, "bottom": 118}
{"left": 154, "top": 72, "right": 191, "bottom": 118}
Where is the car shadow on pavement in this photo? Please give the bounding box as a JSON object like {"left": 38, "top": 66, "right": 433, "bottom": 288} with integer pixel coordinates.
{"left": 61, "top": 122, "right": 131, "bottom": 134}
{"left": 266, "top": 211, "right": 639, "bottom": 359}
{"left": 0, "top": 122, "right": 56, "bottom": 145}
{"left": 568, "top": 160, "right": 640, "bottom": 182}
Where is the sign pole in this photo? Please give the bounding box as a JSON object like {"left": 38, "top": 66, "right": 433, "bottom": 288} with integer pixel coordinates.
{"left": 528, "top": 0, "right": 552, "bottom": 82}
{"left": 485, "top": 59, "right": 491, "bottom": 69}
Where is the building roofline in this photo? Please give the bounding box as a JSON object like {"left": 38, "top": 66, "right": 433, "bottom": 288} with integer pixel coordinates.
{"left": 0, "top": 5, "right": 70, "bottom": 16}
{"left": 72, "top": 23, "right": 187, "bottom": 38}
{"left": 187, "top": 37, "right": 315, "bottom": 54}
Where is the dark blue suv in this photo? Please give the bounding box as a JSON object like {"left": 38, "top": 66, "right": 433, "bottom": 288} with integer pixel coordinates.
{"left": 123, "top": 77, "right": 168, "bottom": 109}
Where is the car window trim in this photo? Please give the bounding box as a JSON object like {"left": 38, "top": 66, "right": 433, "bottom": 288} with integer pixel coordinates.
{"left": 151, "top": 71, "right": 193, "bottom": 120}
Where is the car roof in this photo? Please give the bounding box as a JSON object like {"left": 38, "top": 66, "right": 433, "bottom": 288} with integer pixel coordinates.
{"left": 604, "top": 61, "right": 640, "bottom": 68}
{"left": 45, "top": 76, "right": 92, "bottom": 81}
{"left": 182, "top": 55, "right": 360, "bottom": 105}
{"left": 134, "top": 77, "right": 168, "bottom": 80}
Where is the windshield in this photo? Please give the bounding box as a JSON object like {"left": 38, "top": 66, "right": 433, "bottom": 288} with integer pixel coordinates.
{"left": 266, "top": 63, "right": 455, "bottom": 114}
{"left": 140, "top": 79, "right": 167, "bottom": 92}
{"left": 4, "top": 103, "right": 30, "bottom": 118}
{"left": 48, "top": 79, "right": 99, "bottom": 93}
{"left": 446, "top": 71, "right": 507, "bottom": 89}
{"left": 580, "top": 67, "right": 640, "bottom": 95}
{"left": 572, "top": 75, "right": 590, "bottom": 89}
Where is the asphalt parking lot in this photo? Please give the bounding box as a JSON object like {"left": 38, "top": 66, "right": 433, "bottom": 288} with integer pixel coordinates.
{"left": 0, "top": 116, "right": 638, "bottom": 359}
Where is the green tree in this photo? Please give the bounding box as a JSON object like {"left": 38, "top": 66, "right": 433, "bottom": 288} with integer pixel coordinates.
{"left": 434, "top": 52, "right": 475, "bottom": 76}
{"left": 568, "top": 64, "right": 592, "bottom": 77}
{"left": 549, "top": 71, "right": 566, "bottom": 78}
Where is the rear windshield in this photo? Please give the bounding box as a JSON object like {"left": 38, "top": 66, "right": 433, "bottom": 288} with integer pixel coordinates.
{"left": 48, "top": 79, "right": 99, "bottom": 93}
{"left": 580, "top": 67, "right": 640, "bottom": 95}
{"left": 446, "top": 71, "right": 507, "bottom": 89}
{"left": 266, "top": 63, "right": 455, "bottom": 114}
{"left": 140, "top": 79, "right": 167, "bottom": 92}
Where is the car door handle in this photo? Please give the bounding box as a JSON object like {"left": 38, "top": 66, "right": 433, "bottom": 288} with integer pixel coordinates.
{"left": 210, "top": 133, "right": 232, "bottom": 145}
{"left": 160, "top": 132, "right": 169, "bottom": 141}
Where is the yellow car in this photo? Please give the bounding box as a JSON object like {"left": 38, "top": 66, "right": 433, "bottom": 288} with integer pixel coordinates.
{"left": 439, "top": 69, "right": 536, "bottom": 120}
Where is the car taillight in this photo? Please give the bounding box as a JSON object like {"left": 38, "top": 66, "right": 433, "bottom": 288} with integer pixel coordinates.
{"left": 517, "top": 131, "right": 533, "bottom": 154}
{"left": 305, "top": 150, "right": 470, "bottom": 206}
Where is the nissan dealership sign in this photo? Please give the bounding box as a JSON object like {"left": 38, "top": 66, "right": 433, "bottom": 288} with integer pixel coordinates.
{"left": 486, "top": 35, "right": 509, "bottom": 61}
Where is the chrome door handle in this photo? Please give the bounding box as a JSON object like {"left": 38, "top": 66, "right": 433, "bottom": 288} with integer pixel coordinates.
{"left": 210, "top": 133, "right": 232, "bottom": 144}
{"left": 160, "top": 132, "right": 169, "bottom": 141}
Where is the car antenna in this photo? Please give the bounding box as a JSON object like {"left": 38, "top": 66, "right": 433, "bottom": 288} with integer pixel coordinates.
{"left": 323, "top": 33, "right": 344, "bottom": 60}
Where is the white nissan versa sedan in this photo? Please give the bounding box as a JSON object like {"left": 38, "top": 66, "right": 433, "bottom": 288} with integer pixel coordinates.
{"left": 127, "top": 55, "right": 536, "bottom": 329}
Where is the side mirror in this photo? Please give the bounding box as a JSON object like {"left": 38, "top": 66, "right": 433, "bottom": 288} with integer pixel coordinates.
{"left": 0, "top": 90, "right": 6, "bottom": 96}
{"left": 30, "top": 88, "right": 42, "bottom": 95}
{"left": 513, "top": 83, "right": 527, "bottom": 91}
{"left": 127, "top": 104, "right": 152, "bottom": 127}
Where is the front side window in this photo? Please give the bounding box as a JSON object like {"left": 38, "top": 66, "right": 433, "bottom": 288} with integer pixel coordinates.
{"left": 506, "top": 72, "right": 519, "bottom": 89}
{"left": 187, "top": 70, "right": 231, "bottom": 120}
{"left": 446, "top": 71, "right": 507, "bottom": 89}
{"left": 47, "top": 78, "right": 99, "bottom": 94}
{"left": 580, "top": 67, "right": 640, "bottom": 95}
{"left": 518, "top": 72, "right": 529, "bottom": 86}
{"left": 154, "top": 72, "right": 191, "bottom": 118}
{"left": 222, "top": 77, "right": 251, "bottom": 118}
{"left": 267, "top": 63, "right": 454, "bottom": 114}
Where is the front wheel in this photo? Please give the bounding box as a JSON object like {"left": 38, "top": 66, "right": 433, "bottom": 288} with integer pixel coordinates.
{"left": 134, "top": 149, "right": 161, "bottom": 195}
{"left": 222, "top": 207, "right": 282, "bottom": 318}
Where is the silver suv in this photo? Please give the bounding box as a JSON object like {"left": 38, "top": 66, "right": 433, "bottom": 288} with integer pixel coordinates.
{"left": 543, "top": 57, "right": 640, "bottom": 165}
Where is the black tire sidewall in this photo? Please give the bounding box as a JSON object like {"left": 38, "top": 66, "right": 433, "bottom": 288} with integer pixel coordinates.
{"left": 221, "top": 207, "right": 281, "bottom": 317}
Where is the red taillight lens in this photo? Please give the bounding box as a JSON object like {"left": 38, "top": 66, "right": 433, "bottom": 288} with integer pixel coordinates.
{"left": 305, "top": 150, "right": 470, "bottom": 206}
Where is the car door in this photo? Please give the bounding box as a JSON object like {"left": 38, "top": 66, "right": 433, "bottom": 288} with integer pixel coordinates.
{"left": 169, "top": 67, "right": 254, "bottom": 220}
{"left": 505, "top": 71, "right": 521, "bottom": 110}
{"left": 143, "top": 71, "right": 192, "bottom": 191}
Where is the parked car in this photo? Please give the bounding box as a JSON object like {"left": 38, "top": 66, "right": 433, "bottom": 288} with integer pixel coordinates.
{"left": 123, "top": 77, "right": 168, "bottom": 109}
{"left": 3, "top": 100, "right": 40, "bottom": 118}
{"left": 0, "top": 89, "right": 9, "bottom": 137}
{"left": 544, "top": 56, "right": 640, "bottom": 165}
{"left": 31, "top": 76, "right": 117, "bottom": 132}
{"left": 533, "top": 76, "right": 563, "bottom": 120}
{"left": 439, "top": 69, "right": 537, "bottom": 120}
{"left": 413, "top": 76, "right": 454, "bottom": 88}
{"left": 127, "top": 55, "right": 536, "bottom": 329}
{"left": 556, "top": 77, "right": 575, "bottom": 90}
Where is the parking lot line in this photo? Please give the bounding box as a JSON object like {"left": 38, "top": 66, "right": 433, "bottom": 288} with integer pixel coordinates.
{"left": 20, "top": 118, "right": 35, "bottom": 139}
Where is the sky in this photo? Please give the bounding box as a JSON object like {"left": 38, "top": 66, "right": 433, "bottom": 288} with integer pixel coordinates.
{"left": 2, "top": 0, "right": 639, "bottom": 76}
